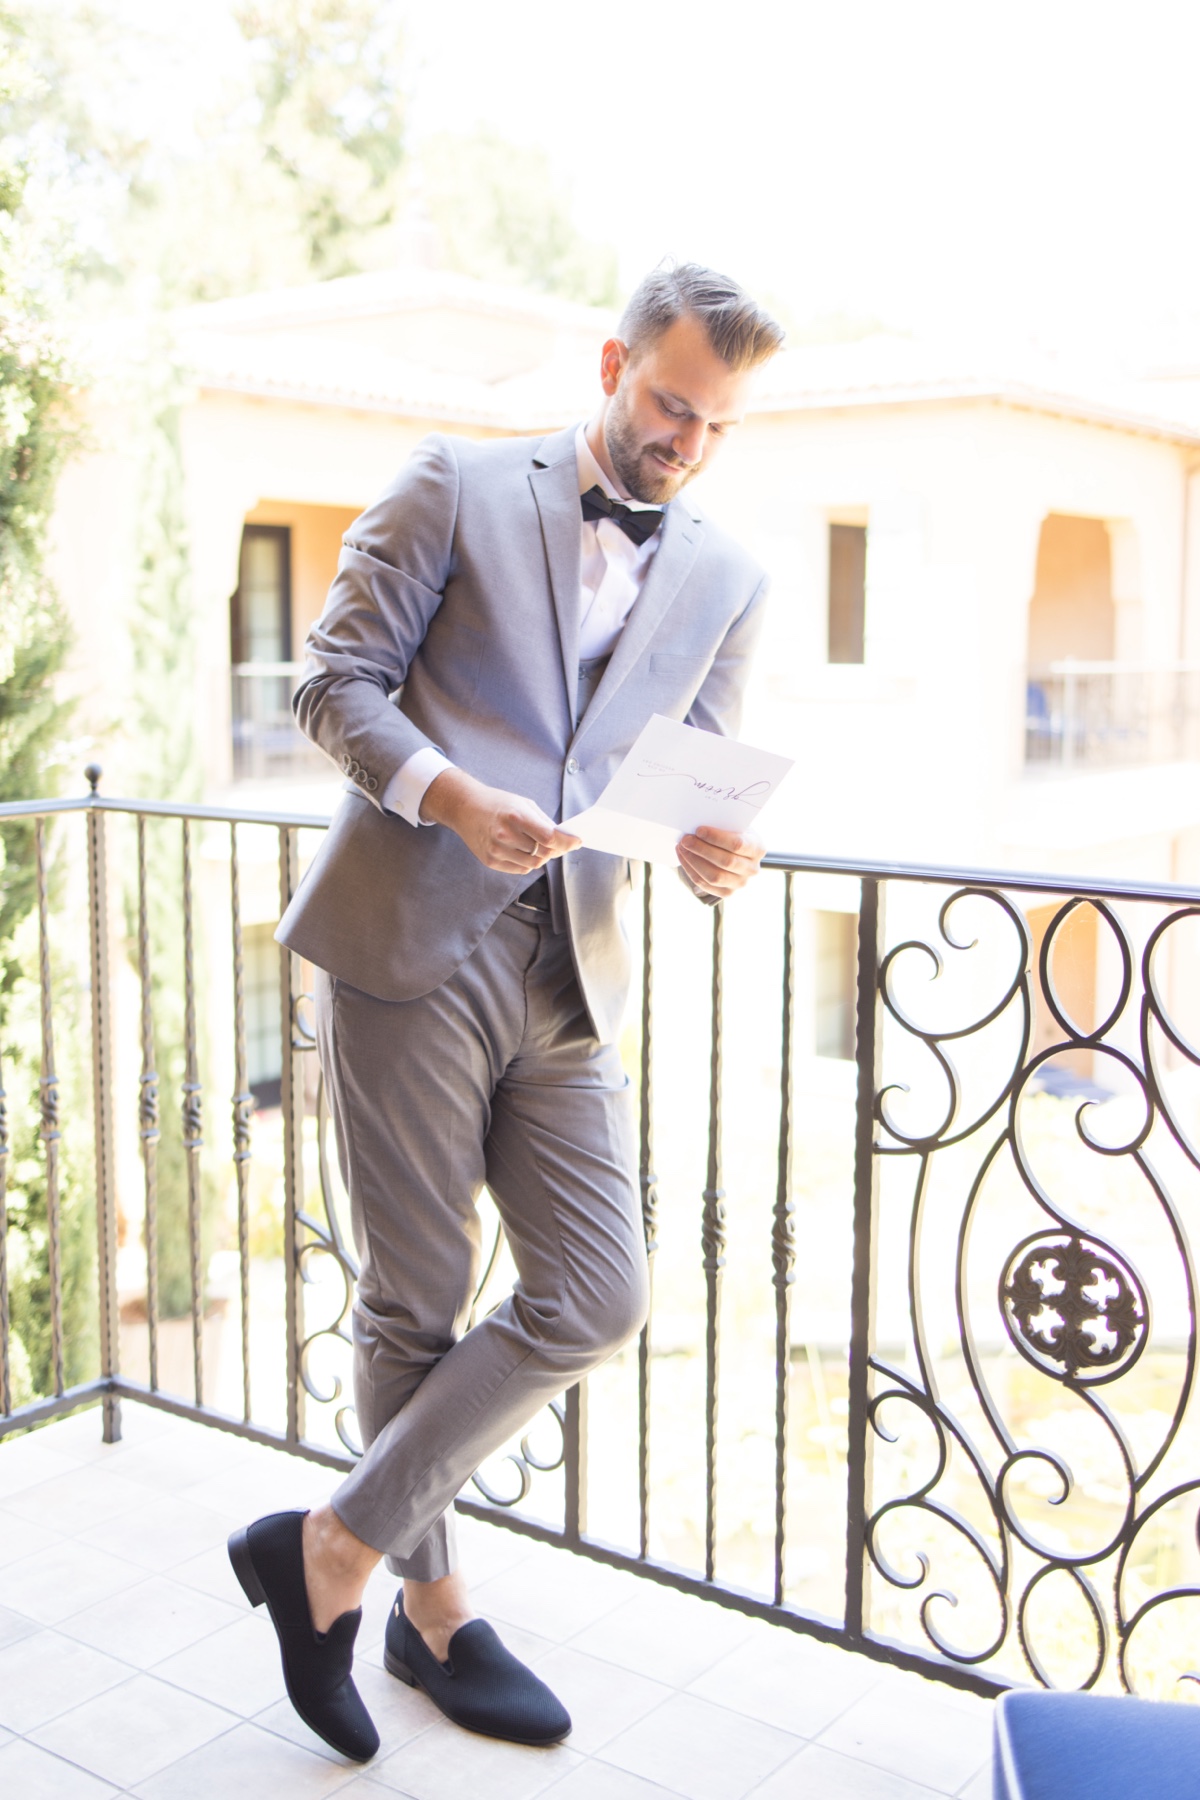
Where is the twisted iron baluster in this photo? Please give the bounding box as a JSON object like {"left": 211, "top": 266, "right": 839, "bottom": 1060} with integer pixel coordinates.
{"left": 35, "top": 819, "right": 64, "bottom": 1397}
{"left": 136, "top": 816, "right": 160, "bottom": 1389}
{"left": 278, "top": 825, "right": 305, "bottom": 1447}
{"left": 846, "top": 876, "right": 884, "bottom": 1643}
{"left": 0, "top": 1042, "right": 9, "bottom": 1417}
{"left": 772, "top": 873, "right": 797, "bottom": 1606}
{"left": 180, "top": 819, "right": 204, "bottom": 1405}
{"left": 637, "top": 863, "right": 659, "bottom": 1560}
{"left": 702, "top": 903, "right": 726, "bottom": 1582}
{"left": 229, "top": 823, "right": 254, "bottom": 1422}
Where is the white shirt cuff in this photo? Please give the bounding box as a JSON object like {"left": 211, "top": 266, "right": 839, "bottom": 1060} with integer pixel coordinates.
{"left": 381, "top": 746, "right": 455, "bottom": 826}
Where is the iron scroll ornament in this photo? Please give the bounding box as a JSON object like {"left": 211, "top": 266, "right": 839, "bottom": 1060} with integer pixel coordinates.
{"left": 290, "top": 990, "right": 568, "bottom": 1499}
{"left": 863, "top": 887, "right": 1200, "bottom": 1693}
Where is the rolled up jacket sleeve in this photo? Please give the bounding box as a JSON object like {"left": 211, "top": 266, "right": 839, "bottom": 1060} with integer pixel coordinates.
{"left": 294, "top": 435, "right": 460, "bottom": 812}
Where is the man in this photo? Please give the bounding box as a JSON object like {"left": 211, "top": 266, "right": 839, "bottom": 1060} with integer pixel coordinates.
{"left": 228, "top": 263, "right": 784, "bottom": 1761}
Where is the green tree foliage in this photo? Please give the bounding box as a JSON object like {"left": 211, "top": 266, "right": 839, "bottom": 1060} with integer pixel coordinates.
{"left": 421, "top": 130, "right": 619, "bottom": 307}
{"left": 0, "top": 11, "right": 95, "bottom": 1402}
{"left": 122, "top": 354, "right": 221, "bottom": 1322}
{"left": 235, "top": 0, "right": 407, "bottom": 277}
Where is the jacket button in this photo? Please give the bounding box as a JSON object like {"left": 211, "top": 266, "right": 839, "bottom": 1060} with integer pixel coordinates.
{"left": 566, "top": 757, "right": 580, "bottom": 776}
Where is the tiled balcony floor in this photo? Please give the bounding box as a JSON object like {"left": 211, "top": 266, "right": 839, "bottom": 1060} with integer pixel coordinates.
{"left": 0, "top": 1405, "right": 995, "bottom": 1799}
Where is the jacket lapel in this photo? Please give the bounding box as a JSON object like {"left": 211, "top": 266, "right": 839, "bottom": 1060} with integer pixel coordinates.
{"left": 529, "top": 427, "right": 583, "bottom": 713}
{"left": 573, "top": 499, "right": 705, "bottom": 748}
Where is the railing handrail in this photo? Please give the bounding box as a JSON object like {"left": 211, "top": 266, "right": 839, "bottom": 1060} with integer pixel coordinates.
{"left": 0, "top": 793, "right": 336, "bottom": 828}
{"left": 1032, "top": 658, "right": 1200, "bottom": 677}
{"left": 5, "top": 786, "right": 1200, "bottom": 907}
{"left": 231, "top": 660, "right": 305, "bottom": 679}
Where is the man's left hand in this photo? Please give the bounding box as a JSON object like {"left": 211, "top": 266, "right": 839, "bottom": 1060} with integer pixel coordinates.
{"left": 676, "top": 827, "right": 764, "bottom": 899}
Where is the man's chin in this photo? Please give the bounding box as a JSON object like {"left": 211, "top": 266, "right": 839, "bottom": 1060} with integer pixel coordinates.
{"left": 632, "top": 456, "right": 692, "bottom": 505}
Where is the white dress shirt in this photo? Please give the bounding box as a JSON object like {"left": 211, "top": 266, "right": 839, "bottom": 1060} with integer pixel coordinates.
{"left": 383, "top": 423, "right": 664, "bottom": 826}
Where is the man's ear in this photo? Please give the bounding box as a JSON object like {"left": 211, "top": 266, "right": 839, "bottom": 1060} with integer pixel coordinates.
{"left": 599, "top": 337, "right": 629, "bottom": 397}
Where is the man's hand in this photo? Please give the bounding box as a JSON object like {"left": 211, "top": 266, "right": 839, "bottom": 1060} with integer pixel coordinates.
{"left": 421, "top": 768, "right": 581, "bottom": 874}
{"left": 676, "top": 826, "right": 764, "bottom": 899}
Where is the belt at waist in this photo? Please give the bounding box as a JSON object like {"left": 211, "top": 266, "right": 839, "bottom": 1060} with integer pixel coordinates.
{"left": 514, "top": 872, "right": 551, "bottom": 913}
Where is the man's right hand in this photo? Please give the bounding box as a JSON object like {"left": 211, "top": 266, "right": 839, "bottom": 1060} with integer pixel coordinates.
{"left": 420, "top": 768, "right": 581, "bottom": 874}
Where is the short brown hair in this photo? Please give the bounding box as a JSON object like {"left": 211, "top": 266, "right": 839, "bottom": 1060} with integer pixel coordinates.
{"left": 618, "top": 261, "right": 784, "bottom": 371}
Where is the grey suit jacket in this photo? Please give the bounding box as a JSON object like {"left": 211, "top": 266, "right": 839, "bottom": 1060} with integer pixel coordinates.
{"left": 277, "top": 423, "right": 769, "bottom": 1043}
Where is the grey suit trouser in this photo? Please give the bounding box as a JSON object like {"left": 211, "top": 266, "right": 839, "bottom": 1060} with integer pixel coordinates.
{"left": 316, "top": 895, "right": 648, "bottom": 1582}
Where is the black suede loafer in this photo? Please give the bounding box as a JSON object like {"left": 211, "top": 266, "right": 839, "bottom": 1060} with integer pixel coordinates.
{"left": 384, "top": 1594, "right": 571, "bottom": 1745}
{"left": 228, "top": 1510, "right": 379, "bottom": 1763}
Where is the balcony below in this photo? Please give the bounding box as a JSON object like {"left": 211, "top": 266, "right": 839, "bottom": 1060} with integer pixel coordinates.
{"left": 0, "top": 1405, "right": 994, "bottom": 1800}
{"left": 1025, "top": 661, "right": 1200, "bottom": 773}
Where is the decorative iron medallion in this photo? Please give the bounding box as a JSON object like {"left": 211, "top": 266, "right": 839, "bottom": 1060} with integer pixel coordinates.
{"left": 1000, "top": 1232, "right": 1147, "bottom": 1383}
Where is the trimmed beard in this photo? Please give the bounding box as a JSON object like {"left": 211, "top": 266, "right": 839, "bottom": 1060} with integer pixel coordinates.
{"left": 603, "top": 388, "right": 698, "bottom": 504}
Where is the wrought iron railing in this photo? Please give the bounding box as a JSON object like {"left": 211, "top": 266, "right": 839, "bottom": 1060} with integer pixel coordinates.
{"left": 1025, "top": 660, "right": 1200, "bottom": 770}
{"left": 5, "top": 772, "right": 1200, "bottom": 1703}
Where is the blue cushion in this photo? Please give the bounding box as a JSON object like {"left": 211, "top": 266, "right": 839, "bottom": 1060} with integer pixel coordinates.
{"left": 994, "top": 1690, "right": 1200, "bottom": 1800}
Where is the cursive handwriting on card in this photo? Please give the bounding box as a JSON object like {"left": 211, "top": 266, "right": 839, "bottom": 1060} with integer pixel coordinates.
{"left": 636, "top": 763, "right": 772, "bottom": 807}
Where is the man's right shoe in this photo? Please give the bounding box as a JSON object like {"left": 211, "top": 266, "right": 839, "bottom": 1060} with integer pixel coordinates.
{"left": 227, "top": 1510, "right": 379, "bottom": 1763}
{"left": 384, "top": 1593, "right": 572, "bottom": 1745}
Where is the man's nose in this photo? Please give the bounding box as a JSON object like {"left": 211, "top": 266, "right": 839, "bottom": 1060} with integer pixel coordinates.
{"left": 671, "top": 418, "right": 707, "bottom": 467}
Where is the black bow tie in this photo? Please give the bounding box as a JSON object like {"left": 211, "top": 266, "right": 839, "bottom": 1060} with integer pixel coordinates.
{"left": 580, "top": 485, "right": 664, "bottom": 547}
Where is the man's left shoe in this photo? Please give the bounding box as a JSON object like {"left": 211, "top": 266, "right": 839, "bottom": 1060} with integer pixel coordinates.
{"left": 384, "top": 1594, "right": 571, "bottom": 1745}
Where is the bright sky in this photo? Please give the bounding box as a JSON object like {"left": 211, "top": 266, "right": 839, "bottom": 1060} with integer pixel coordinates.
{"left": 404, "top": 0, "right": 1200, "bottom": 353}
{"left": 117, "top": 0, "right": 1200, "bottom": 353}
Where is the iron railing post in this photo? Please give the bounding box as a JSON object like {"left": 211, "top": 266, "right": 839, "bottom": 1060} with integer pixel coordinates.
{"left": 845, "top": 874, "right": 885, "bottom": 1642}
{"left": 702, "top": 903, "right": 726, "bottom": 1583}
{"left": 278, "top": 825, "right": 306, "bottom": 1447}
{"left": 564, "top": 1380, "right": 588, "bottom": 1546}
{"left": 772, "top": 872, "right": 797, "bottom": 1606}
{"left": 637, "top": 862, "right": 658, "bottom": 1560}
{"left": 86, "top": 766, "right": 121, "bottom": 1443}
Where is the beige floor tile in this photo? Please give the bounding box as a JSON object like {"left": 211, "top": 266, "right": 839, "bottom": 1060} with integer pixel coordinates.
{"left": 599, "top": 1692, "right": 801, "bottom": 1800}
{"left": 0, "top": 1599, "right": 39, "bottom": 1649}
{"left": 182, "top": 1449, "right": 338, "bottom": 1519}
{"left": 371, "top": 1718, "right": 580, "bottom": 1800}
{"left": 29, "top": 1672, "right": 234, "bottom": 1788}
{"left": 752, "top": 1744, "right": 950, "bottom": 1799}
{"left": 47, "top": 1402, "right": 178, "bottom": 1457}
{"left": 475, "top": 1546, "right": 633, "bottom": 1643}
{"left": 0, "top": 1504, "right": 63, "bottom": 1569}
{"left": 0, "top": 1736, "right": 120, "bottom": 1798}
{"left": 4, "top": 1465, "right": 160, "bottom": 1538}
{"left": 153, "top": 1612, "right": 288, "bottom": 1716}
{"left": 688, "top": 1625, "right": 882, "bottom": 1738}
{"left": 0, "top": 1628, "right": 131, "bottom": 1732}
{"left": 531, "top": 1645, "right": 674, "bottom": 1754}
{"left": 455, "top": 1511, "right": 541, "bottom": 1584}
{"left": 76, "top": 1494, "right": 238, "bottom": 1573}
{"left": 568, "top": 1586, "right": 755, "bottom": 1689}
{"left": 817, "top": 1682, "right": 993, "bottom": 1795}
{"left": 58, "top": 1571, "right": 242, "bottom": 1668}
{"left": 0, "top": 1433, "right": 83, "bottom": 1501}
{"left": 131, "top": 1718, "right": 360, "bottom": 1799}
{"left": 541, "top": 1763, "right": 683, "bottom": 1799}
{"left": 169, "top": 1539, "right": 247, "bottom": 1605}
{"left": 323, "top": 1782, "right": 405, "bottom": 1799}
{"left": 956, "top": 1762, "right": 993, "bottom": 1799}
{"left": 106, "top": 1427, "right": 260, "bottom": 1494}
{"left": 0, "top": 1539, "right": 142, "bottom": 1626}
